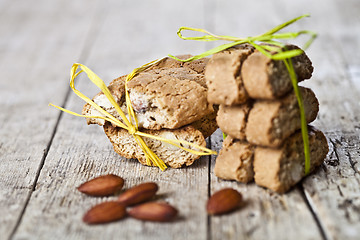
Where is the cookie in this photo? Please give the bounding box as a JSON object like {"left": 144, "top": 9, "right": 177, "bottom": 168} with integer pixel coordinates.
{"left": 82, "top": 56, "right": 213, "bottom": 130}
{"left": 217, "top": 87, "right": 319, "bottom": 147}
{"left": 253, "top": 126, "right": 328, "bottom": 193}
{"left": 103, "top": 123, "right": 210, "bottom": 169}
{"left": 241, "top": 44, "right": 313, "bottom": 99}
{"left": 216, "top": 102, "right": 252, "bottom": 140}
{"left": 190, "top": 109, "right": 218, "bottom": 139}
{"left": 205, "top": 44, "right": 255, "bottom": 105}
{"left": 245, "top": 86, "right": 319, "bottom": 147}
{"left": 214, "top": 136, "right": 255, "bottom": 183}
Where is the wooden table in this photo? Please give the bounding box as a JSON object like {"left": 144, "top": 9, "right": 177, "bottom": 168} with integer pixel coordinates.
{"left": 1, "top": 0, "right": 359, "bottom": 239}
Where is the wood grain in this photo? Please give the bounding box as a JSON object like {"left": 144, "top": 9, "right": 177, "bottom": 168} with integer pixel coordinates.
{"left": 0, "top": 1, "right": 101, "bottom": 239}
{"left": 294, "top": 1, "right": 360, "bottom": 239}
{"left": 210, "top": 132, "right": 323, "bottom": 240}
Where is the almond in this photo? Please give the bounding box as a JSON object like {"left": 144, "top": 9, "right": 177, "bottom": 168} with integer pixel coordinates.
{"left": 128, "top": 202, "right": 178, "bottom": 222}
{"left": 206, "top": 188, "right": 242, "bottom": 215}
{"left": 117, "top": 182, "right": 158, "bottom": 206}
{"left": 83, "top": 201, "right": 126, "bottom": 224}
{"left": 77, "top": 174, "right": 124, "bottom": 197}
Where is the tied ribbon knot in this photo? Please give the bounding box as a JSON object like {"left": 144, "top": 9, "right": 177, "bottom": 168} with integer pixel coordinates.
{"left": 168, "top": 14, "right": 317, "bottom": 175}
{"left": 50, "top": 59, "right": 217, "bottom": 171}
{"left": 128, "top": 126, "right": 137, "bottom": 135}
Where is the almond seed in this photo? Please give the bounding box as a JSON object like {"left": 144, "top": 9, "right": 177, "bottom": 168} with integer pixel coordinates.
{"left": 83, "top": 201, "right": 126, "bottom": 224}
{"left": 117, "top": 182, "right": 158, "bottom": 206}
{"left": 206, "top": 188, "right": 242, "bottom": 215}
{"left": 128, "top": 202, "right": 178, "bottom": 222}
{"left": 77, "top": 174, "right": 124, "bottom": 197}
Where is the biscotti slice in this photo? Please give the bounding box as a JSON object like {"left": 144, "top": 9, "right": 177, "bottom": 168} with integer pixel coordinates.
{"left": 214, "top": 136, "right": 255, "bottom": 183}
{"left": 216, "top": 102, "right": 252, "bottom": 140}
{"left": 153, "top": 54, "right": 209, "bottom": 76}
{"left": 241, "top": 44, "right": 313, "bottom": 99}
{"left": 190, "top": 109, "right": 218, "bottom": 139}
{"left": 253, "top": 126, "right": 328, "bottom": 193}
{"left": 82, "top": 56, "right": 213, "bottom": 130}
{"left": 104, "top": 123, "right": 207, "bottom": 168}
{"left": 205, "top": 44, "right": 254, "bottom": 105}
{"left": 216, "top": 87, "right": 318, "bottom": 147}
{"left": 82, "top": 75, "right": 126, "bottom": 126}
{"left": 245, "top": 86, "right": 319, "bottom": 147}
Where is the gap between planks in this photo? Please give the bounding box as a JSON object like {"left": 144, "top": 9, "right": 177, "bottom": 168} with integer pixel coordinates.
{"left": 8, "top": 106, "right": 63, "bottom": 240}
{"left": 298, "top": 185, "right": 327, "bottom": 240}
{"left": 207, "top": 137, "right": 212, "bottom": 240}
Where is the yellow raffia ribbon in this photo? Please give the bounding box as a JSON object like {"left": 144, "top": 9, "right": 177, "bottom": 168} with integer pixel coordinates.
{"left": 169, "top": 14, "right": 316, "bottom": 175}
{"left": 49, "top": 59, "right": 217, "bottom": 171}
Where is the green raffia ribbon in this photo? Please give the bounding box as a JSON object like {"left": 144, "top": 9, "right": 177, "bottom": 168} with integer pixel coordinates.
{"left": 169, "top": 14, "right": 317, "bottom": 175}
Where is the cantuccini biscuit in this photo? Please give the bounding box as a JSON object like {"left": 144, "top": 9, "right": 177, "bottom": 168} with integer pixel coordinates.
{"left": 190, "top": 109, "right": 218, "bottom": 139}
{"left": 103, "top": 113, "right": 218, "bottom": 168}
{"left": 253, "top": 126, "right": 328, "bottom": 193}
{"left": 205, "top": 44, "right": 254, "bottom": 105}
{"left": 241, "top": 44, "right": 313, "bottom": 99}
{"left": 216, "top": 87, "right": 319, "bottom": 147}
{"left": 216, "top": 102, "right": 252, "bottom": 140}
{"left": 153, "top": 54, "right": 209, "bottom": 76}
{"left": 82, "top": 56, "right": 213, "bottom": 130}
{"left": 214, "top": 136, "right": 255, "bottom": 183}
{"left": 204, "top": 44, "right": 312, "bottom": 106}
{"left": 245, "top": 86, "right": 318, "bottom": 147}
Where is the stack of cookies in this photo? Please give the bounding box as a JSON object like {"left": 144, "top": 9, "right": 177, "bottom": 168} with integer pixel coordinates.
{"left": 83, "top": 56, "right": 218, "bottom": 168}
{"left": 205, "top": 44, "right": 328, "bottom": 193}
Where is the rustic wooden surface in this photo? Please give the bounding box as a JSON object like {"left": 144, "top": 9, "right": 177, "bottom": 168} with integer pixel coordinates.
{"left": 1, "top": 0, "right": 359, "bottom": 239}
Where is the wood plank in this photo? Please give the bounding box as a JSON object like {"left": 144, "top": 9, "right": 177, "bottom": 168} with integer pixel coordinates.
{"left": 2, "top": 0, "right": 359, "bottom": 239}
{"left": 292, "top": 1, "right": 360, "bottom": 239}
{"left": 0, "top": 1, "right": 102, "bottom": 239}
{"left": 13, "top": 0, "right": 211, "bottom": 239}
